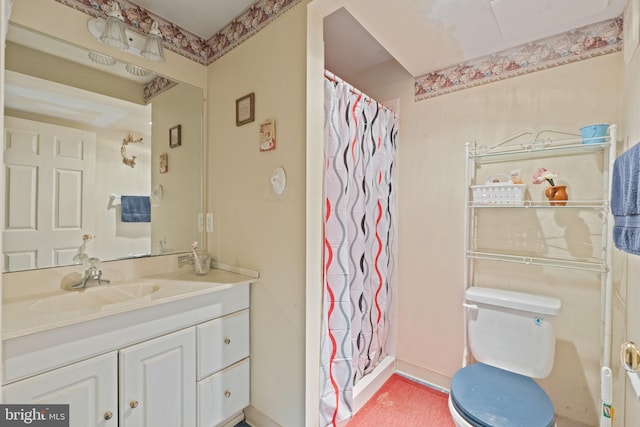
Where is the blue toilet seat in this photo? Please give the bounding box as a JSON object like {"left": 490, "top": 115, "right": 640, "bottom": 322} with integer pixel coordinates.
{"left": 450, "top": 363, "right": 555, "bottom": 427}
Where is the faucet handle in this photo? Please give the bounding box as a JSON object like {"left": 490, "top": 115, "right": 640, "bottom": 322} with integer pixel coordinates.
{"left": 73, "top": 253, "right": 89, "bottom": 266}
{"left": 87, "top": 257, "right": 101, "bottom": 269}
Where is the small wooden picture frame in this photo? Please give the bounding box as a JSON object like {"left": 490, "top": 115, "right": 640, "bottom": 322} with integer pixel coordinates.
{"left": 259, "top": 119, "right": 276, "bottom": 152}
{"left": 236, "top": 93, "right": 255, "bottom": 126}
{"left": 169, "top": 125, "right": 181, "bottom": 148}
{"left": 159, "top": 152, "right": 168, "bottom": 173}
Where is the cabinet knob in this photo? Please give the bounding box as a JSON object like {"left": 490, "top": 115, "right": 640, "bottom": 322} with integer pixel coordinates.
{"left": 130, "top": 400, "right": 139, "bottom": 409}
{"left": 224, "top": 390, "right": 231, "bottom": 398}
{"left": 224, "top": 338, "right": 231, "bottom": 345}
{"left": 104, "top": 411, "right": 113, "bottom": 420}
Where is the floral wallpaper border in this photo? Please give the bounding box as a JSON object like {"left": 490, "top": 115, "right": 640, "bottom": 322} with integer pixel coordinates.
{"left": 415, "top": 17, "right": 623, "bottom": 101}
{"left": 143, "top": 76, "right": 177, "bottom": 104}
{"left": 208, "top": 0, "right": 302, "bottom": 62}
{"left": 54, "top": 0, "right": 302, "bottom": 65}
{"left": 52, "top": 1, "right": 623, "bottom": 101}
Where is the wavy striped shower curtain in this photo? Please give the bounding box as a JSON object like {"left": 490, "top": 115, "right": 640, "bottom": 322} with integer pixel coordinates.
{"left": 319, "top": 76, "right": 398, "bottom": 427}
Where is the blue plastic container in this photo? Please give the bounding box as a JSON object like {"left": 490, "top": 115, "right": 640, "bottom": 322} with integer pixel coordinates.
{"left": 580, "top": 124, "right": 608, "bottom": 144}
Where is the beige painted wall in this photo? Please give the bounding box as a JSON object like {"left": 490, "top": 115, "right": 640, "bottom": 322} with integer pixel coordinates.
{"left": 6, "top": 42, "right": 145, "bottom": 105}
{"left": 150, "top": 83, "right": 203, "bottom": 255}
{"left": 206, "top": 3, "right": 307, "bottom": 426}
{"left": 349, "top": 53, "right": 623, "bottom": 425}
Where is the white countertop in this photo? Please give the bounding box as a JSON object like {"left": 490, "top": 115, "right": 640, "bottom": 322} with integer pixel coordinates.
{"left": 3, "top": 268, "right": 257, "bottom": 340}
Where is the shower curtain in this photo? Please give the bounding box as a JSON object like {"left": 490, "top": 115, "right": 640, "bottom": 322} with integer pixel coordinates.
{"left": 319, "top": 75, "right": 398, "bottom": 427}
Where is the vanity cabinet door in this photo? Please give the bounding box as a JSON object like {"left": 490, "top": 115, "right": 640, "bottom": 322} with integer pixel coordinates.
{"left": 2, "top": 352, "right": 118, "bottom": 427}
{"left": 119, "top": 327, "right": 196, "bottom": 427}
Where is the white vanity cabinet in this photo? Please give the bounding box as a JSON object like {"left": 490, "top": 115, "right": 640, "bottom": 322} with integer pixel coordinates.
{"left": 3, "top": 279, "right": 253, "bottom": 427}
{"left": 3, "top": 352, "right": 119, "bottom": 426}
{"left": 119, "top": 328, "right": 196, "bottom": 427}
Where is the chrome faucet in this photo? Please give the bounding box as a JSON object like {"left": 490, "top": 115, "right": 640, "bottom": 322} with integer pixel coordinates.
{"left": 70, "top": 256, "right": 110, "bottom": 289}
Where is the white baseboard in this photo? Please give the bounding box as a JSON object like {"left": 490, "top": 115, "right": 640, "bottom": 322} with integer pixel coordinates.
{"left": 395, "top": 359, "right": 452, "bottom": 392}
{"left": 244, "top": 405, "right": 282, "bottom": 427}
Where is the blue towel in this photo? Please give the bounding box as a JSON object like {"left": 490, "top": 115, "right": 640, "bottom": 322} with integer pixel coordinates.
{"left": 611, "top": 142, "right": 640, "bottom": 255}
{"left": 120, "top": 196, "right": 151, "bottom": 223}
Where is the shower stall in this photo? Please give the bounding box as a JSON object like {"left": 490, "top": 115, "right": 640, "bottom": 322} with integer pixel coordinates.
{"left": 319, "top": 71, "right": 398, "bottom": 427}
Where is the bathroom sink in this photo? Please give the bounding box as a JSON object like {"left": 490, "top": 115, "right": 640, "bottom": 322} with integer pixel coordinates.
{"left": 29, "top": 283, "right": 160, "bottom": 313}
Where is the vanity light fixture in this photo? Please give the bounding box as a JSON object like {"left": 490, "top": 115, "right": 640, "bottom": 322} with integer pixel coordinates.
{"left": 88, "top": 3, "right": 166, "bottom": 63}
{"left": 98, "top": 2, "right": 129, "bottom": 50}
{"left": 140, "top": 21, "right": 165, "bottom": 62}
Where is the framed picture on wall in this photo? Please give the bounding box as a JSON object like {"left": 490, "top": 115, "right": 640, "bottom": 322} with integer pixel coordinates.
{"left": 159, "top": 152, "right": 168, "bottom": 173}
{"left": 169, "top": 125, "right": 181, "bottom": 148}
{"left": 236, "top": 93, "right": 255, "bottom": 126}
{"left": 259, "top": 119, "right": 276, "bottom": 152}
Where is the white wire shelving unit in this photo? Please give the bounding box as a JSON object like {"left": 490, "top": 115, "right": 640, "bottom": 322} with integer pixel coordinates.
{"left": 463, "top": 125, "right": 617, "bottom": 371}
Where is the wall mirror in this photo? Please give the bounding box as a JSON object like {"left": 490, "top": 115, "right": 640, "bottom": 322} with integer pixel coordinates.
{"left": 3, "top": 23, "right": 204, "bottom": 272}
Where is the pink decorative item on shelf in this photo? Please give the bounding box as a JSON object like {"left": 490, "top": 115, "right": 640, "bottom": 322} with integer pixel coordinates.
{"left": 533, "top": 167, "right": 567, "bottom": 206}
{"left": 533, "top": 167, "right": 557, "bottom": 186}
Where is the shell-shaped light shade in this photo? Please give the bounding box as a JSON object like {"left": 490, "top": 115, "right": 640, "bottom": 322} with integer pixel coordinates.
{"left": 99, "top": 3, "right": 129, "bottom": 50}
{"left": 141, "top": 21, "right": 165, "bottom": 62}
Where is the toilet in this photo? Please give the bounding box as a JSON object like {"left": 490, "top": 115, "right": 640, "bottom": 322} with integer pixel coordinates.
{"left": 448, "top": 287, "right": 562, "bottom": 427}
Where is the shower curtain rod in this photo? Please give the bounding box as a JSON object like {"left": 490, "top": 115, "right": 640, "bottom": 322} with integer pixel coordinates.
{"left": 324, "top": 69, "right": 396, "bottom": 116}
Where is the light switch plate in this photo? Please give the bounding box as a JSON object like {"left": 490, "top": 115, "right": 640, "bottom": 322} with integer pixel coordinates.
{"left": 206, "top": 212, "right": 213, "bottom": 232}
{"left": 198, "top": 213, "right": 203, "bottom": 232}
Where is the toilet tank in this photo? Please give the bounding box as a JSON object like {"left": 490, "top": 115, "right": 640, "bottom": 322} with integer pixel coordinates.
{"left": 465, "top": 287, "right": 562, "bottom": 378}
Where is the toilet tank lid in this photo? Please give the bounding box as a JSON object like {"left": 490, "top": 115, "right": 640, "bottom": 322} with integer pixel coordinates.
{"left": 465, "top": 287, "right": 561, "bottom": 316}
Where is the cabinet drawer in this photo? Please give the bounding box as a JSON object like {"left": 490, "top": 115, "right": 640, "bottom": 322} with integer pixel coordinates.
{"left": 197, "top": 358, "right": 250, "bottom": 427}
{"left": 197, "top": 310, "right": 249, "bottom": 379}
